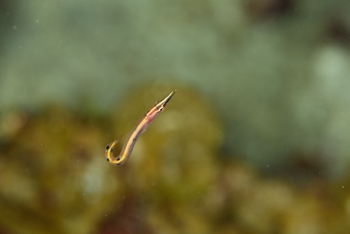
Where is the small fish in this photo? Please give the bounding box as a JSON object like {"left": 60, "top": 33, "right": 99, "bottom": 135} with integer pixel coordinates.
{"left": 105, "top": 90, "right": 176, "bottom": 166}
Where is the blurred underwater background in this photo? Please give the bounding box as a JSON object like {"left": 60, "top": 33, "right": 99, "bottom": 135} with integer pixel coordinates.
{"left": 1, "top": 0, "right": 350, "bottom": 233}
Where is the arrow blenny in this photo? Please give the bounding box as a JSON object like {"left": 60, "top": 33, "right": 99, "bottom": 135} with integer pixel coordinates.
{"left": 105, "top": 90, "right": 176, "bottom": 166}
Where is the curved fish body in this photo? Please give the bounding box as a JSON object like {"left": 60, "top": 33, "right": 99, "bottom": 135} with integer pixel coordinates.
{"left": 105, "top": 90, "right": 176, "bottom": 166}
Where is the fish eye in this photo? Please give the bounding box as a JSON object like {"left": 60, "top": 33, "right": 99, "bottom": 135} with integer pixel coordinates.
{"left": 105, "top": 145, "right": 110, "bottom": 150}
{"left": 158, "top": 106, "right": 164, "bottom": 111}
{"left": 106, "top": 158, "right": 110, "bottom": 162}
{"left": 116, "top": 157, "right": 120, "bottom": 161}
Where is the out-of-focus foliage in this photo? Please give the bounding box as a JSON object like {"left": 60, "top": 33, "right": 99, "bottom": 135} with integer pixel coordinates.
{"left": 0, "top": 106, "right": 121, "bottom": 234}
{"left": 1, "top": 83, "right": 350, "bottom": 233}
